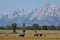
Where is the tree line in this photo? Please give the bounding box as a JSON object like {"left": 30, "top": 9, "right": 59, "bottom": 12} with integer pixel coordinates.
{"left": 0, "top": 23, "right": 60, "bottom": 30}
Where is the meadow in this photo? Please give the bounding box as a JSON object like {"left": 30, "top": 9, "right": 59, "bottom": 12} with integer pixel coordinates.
{"left": 0, "top": 30, "right": 60, "bottom": 40}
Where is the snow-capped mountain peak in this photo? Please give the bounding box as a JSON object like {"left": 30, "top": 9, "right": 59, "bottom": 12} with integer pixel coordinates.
{"left": 0, "top": 2, "right": 60, "bottom": 26}
{"left": 30, "top": 3, "right": 60, "bottom": 21}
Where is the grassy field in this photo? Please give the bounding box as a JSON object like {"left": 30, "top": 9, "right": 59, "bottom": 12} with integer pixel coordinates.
{"left": 0, "top": 30, "right": 60, "bottom": 40}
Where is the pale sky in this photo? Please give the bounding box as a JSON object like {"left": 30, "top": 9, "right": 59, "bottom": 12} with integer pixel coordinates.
{"left": 0, "top": 0, "right": 60, "bottom": 15}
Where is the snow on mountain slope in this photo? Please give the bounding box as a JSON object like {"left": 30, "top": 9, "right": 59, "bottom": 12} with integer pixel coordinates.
{"left": 28, "top": 3, "right": 60, "bottom": 26}
{"left": 30, "top": 3, "right": 60, "bottom": 21}
{"left": 0, "top": 2, "right": 60, "bottom": 26}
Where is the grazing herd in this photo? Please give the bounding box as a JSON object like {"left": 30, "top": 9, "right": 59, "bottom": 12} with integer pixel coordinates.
{"left": 17, "top": 33, "right": 46, "bottom": 37}
{"left": 6, "top": 30, "right": 46, "bottom": 37}
{"left": 17, "top": 30, "right": 46, "bottom": 37}
{"left": 34, "top": 33, "right": 43, "bottom": 36}
{"left": 33, "top": 33, "right": 45, "bottom": 37}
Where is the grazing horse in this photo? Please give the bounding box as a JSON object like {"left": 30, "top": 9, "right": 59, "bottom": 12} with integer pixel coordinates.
{"left": 34, "top": 33, "right": 38, "bottom": 36}
{"left": 40, "top": 34, "right": 43, "bottom": 36}
{"left": 17, "top": 34, "right": 25, "bottom": 37}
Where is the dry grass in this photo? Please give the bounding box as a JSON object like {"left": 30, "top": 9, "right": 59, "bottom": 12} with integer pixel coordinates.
{"left": 0, "top": 30, "right": 60, "bottom": 40}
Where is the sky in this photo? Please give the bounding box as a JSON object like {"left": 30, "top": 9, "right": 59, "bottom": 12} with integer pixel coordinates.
{"left": 0, "top": 0, "right": 60, "bottom": 15}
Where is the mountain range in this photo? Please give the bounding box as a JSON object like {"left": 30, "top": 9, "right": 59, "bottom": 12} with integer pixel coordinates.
{"left": 0, "top": 3, "right": 60, "bottom": 26}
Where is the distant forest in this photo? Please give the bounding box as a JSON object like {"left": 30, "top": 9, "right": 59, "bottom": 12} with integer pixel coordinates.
{"left": 0, "top": 23, "right": 60, "bottom": 30}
